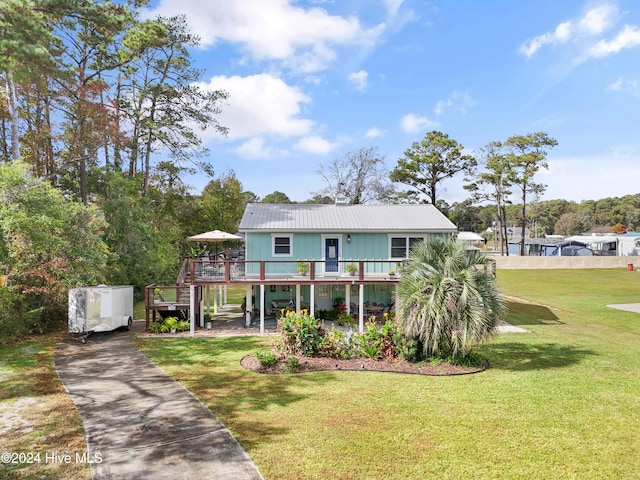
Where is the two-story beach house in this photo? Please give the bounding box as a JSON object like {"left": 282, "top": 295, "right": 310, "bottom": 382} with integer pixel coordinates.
{"left": 145, "top": 200, "right": 457, "bottom": 334}
{"left": 234, "top": 200, "right": 457, "bottom": 332}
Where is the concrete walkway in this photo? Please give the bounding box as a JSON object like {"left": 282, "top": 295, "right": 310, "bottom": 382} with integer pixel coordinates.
{"left": 607, "top": 303, "right": 640, "bottom": 314}
{"left": 55, "top": 322, "right": 263, "bottom": 480}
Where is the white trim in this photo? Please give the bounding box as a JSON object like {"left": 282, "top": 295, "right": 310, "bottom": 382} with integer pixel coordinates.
{"left": 271, "top": 233, "right": 293, "bottom": 257}
{"left": 388, "top": 234, "right": 425, "bottom": 259}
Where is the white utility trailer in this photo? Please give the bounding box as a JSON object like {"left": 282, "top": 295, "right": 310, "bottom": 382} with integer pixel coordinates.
{"left": 68, "top": 285, "right": 133, "bottom": 342}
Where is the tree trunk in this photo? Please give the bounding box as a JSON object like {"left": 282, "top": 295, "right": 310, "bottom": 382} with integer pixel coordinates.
{"left": 520, "top": 190, "right": 527, "bottom": 256}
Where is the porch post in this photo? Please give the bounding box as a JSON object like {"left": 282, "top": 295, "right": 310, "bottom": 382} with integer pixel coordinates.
{"left": 189, "top": 284, "right": 195, "bottom": 337}
{"left": 206, "top": 285, "right": 211, "bottom": 315}
{"left": 358, "top": 284, "right": 364, "bottom": 333}
{"left": 309, "top": 284, "right": 315, "bottom": 318}
{"left": 245, "top": 285, "right": 252, "bottom": 327}
{"left": 213, "top": 285, "right": 218, "bottom": 314}
{"left": 295, "top": 284, "right": 301, "bottom": 312}
{"left": 345, "top": 284, "right": 351, "bottom": 313}
{"left": 218, "top": 284, "right": 223, "bottom": 306}
{"left": 224, "top": 285, "right": 228, "bottom": 304}
{"left": 259, "top": 284, "right": 265, "bottom": 334}
{"left": 199, "top": 291, "right": 204, "bottom": 327}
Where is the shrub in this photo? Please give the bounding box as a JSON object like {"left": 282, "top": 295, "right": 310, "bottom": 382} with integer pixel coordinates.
{"left": 286, "top": 356, "right": 300, "bottom": 372}
{"left": 319, "top": 327, "right": 356, "bottom": 359}
{"left": 393, "top": 334, "right": 423, "bottom": 362}
{"left": 337, "top": 312, "right": 354, "bottom": 326}
{"left": 147, "top": 321, "right": 162, "bottom": 334}
{"left": 176, "top": 321, "right": 190, "bottom": 332}
{"left": 278, "top": 310, "right": 324, "bottom": 356}
{"left": 163, "top": 316, "right": 179, "bottom": 330}
{"left": 255, "top": 350, "right": 277, "bottom": 367}
{"left": 354, "top": 320, "right": 398, "bottom": 360}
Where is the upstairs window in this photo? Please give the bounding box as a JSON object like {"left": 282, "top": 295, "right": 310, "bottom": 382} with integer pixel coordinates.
{"left": 390, "top": 236, "right": 423, "bottom": 259}
{"left": 272, "top": 234, "right": 292, "bottom": 256}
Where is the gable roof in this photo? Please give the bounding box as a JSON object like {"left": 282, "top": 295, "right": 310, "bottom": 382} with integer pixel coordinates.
{"left": 238, "top": 203, "right": 457, "bottom": 232}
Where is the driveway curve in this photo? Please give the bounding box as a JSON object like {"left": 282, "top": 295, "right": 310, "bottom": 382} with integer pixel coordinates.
{"left": 55, "top": 322, "right": 263, "bottom": 480}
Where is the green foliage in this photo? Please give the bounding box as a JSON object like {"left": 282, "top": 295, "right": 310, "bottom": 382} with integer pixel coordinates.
{"left": 397, "top": 236, "right": 505, "bottom": 360}
{"left": 277, "top": 310, "right": 324, "bottom": 356}
{"left": 147, "top": 321, "right": 162, "bottom": 334}
{"left": 354, "top": 320, "right": 397, "bottom": 360}
{"left": 0, "top": 161, "right": 109, "bottom": 335}
{"left": 336, "top": 312, "right": 354, "bottom": 326}
{"left": 163, "top": 316, "right": 179, "bottom": 330}
{"left": 147, "top": 317, "right": 189, "bottom": 334}
{"left": 285, "top": 356, "right": 300, "bottom": 372}
{"left": 296, "top": 260, "right": 309, "bottom": 275}
{"left": 391, "top": 130, "right": 476, "bottom": 205}
{"left": 255, "top": 350, "right": 277, "bottom": 367}
{"left": 318, "top": 327, "right": 355, "bottom": 359}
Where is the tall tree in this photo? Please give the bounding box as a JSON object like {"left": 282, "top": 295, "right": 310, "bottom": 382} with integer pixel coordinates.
{"left": 261, "top": 191, "right": 292, "bottom": 204}
{"left": 504, "top": 132, "right": 557, "bottom": 255}
{"left": 315, "top": 146, "right": 393, "bottom": 204}
{"left": 118, "top": 15, "right": 228, "bottom": 196}
{"left": 390, "top": 131, "right": 476, "bottom": 205}
{"left": 465, "top": 141, "right": 511, "bottom": 255}
{"left": 0, "top": 160, "right": 108, "bottom": 334}
{"left": 196, "top": 171, "right": 246, "bottom": 235}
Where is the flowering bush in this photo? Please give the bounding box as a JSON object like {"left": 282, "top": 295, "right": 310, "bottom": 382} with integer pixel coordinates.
{"left": 277, "top": 310, "right": 324, "bottom": 356}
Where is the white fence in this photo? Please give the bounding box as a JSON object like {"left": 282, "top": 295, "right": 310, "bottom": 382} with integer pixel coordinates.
{"left": 492, "top": 255, "right": 640, "bottom": 270}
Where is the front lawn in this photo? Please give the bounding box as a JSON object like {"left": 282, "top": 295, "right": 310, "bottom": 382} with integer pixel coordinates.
{"left": 0, "top": 334, "right": 90, "bottom": 480}
{"left": 136, "top": 269, "right": 640, "bottom": 479}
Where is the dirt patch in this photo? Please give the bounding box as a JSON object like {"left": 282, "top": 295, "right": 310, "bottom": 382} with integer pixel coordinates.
{"left": 241, "top": 355, "right": 487, "bottom": 376}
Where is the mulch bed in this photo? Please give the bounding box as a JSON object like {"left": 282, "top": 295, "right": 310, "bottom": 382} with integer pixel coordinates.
{"left": 241, "top": 355, "right": 487, "bottom": 376}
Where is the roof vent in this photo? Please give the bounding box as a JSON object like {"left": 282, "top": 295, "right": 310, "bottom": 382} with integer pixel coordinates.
{"left": 335, "top": 195, "right": 348, "bottom": 205}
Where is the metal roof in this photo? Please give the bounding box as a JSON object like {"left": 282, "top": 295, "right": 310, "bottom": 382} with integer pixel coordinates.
{"left": 238, "top": 203, "right": 457, "bottom": 232}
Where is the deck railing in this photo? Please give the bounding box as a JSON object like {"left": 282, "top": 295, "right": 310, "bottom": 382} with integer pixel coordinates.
{"left": 186, "top": 258, "right": 404, "bottom": 284}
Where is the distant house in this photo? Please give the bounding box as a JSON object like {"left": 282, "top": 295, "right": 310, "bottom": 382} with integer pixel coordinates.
{"left": 230, "top": 202, "right": 457, "bottom": 331}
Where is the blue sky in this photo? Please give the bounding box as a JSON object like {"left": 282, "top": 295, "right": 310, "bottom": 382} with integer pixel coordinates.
{"left": 143, "top": 0, "right": 640, "bottom": 204}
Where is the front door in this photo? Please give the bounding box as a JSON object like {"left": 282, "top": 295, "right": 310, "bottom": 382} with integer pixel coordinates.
{"left": 324, "top": 237, "right": 339, "bottom": 273}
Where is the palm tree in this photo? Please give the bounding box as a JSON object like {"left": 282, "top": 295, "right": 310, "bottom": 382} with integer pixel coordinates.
{"left": 396, "top": 237, "right": 505, "bottom": 360}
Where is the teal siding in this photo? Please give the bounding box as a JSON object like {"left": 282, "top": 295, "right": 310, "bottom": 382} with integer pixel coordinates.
{"left": 245, "top": 231, "right": 446, "bottom": 275}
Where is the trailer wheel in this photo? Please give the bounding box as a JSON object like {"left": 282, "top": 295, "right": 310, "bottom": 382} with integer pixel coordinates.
{"left": 126, "top": 316, "right": 132, "bottom": 331}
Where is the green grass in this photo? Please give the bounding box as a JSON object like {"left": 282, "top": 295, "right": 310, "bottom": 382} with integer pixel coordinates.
{"left": 135, "top": 269, "right": 640, "bottom": 479}
{"left": 4, "top": 269, "right": 639, "bottom": 479}
{"left": 0, "top": 334, "right": 90, "bottom": 480}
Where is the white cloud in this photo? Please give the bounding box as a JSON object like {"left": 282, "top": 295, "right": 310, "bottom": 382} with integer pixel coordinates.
{"left": 364, "top": 127, "right": 385, "bottom": 138}
{"left": 433, "top": 99, "right": 452, "bottom": 116}
{"left": 433, "top": 91, "right": 476, "bottom": 116}
{"left": 520, "top": 21, "right": 574, "bottom": 58}
{"left": 579, "top": 4, "right": 618, "bottom": 35}
{"left": 589, "top": 24, "right": 640, "bottom": 57}
{"left": 145, "top": 0, "right": 386, "bottom": 73}
{"left": 520, "top": 4, "right": 619, "bottom": 58}
{"left": 399, "top": 113, "right": 439, "bottom": 134}
{"left": 348, "top": 70, "right": 369, "bottom": 91}
{"left": 199, "top": 74, "right": 314, "bottom": 140}
{"left": 293, "top": 135, "right": 336, "bottom": 154}
{"left": 608, "top": 76, "right": 639, "bottom": 96}
{"left": 236, "top": 137, "right": 275, "bottom": 159}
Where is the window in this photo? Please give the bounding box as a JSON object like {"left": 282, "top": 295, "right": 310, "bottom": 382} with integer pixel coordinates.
{"left": 272, "top": 234, "right": 292, "bottom": 256}
{"left": 390, "top": 236, "right": 423, "bottom": 258}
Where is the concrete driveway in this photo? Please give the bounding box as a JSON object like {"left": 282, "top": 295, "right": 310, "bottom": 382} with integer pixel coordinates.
{"left": 55, "top": 322, "right": 263, "bottom": 480}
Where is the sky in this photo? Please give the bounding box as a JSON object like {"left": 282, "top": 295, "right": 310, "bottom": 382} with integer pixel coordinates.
{"left": 142, "top": 0, "right": 640, "bottom": 205}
